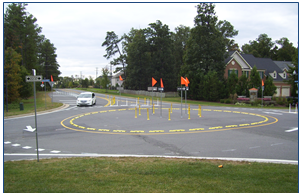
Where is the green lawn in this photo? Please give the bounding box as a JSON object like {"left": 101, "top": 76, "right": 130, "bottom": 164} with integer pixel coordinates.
{"left": 4, "top": 157, "right": 298, "bottom": 193}
{"left": 4, "top": 91, "right": 63, "bottom": 117}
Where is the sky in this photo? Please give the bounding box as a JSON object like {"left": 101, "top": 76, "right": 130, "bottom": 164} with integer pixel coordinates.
{"left": 3, "top": 2, "right": 299, "bottom": 80}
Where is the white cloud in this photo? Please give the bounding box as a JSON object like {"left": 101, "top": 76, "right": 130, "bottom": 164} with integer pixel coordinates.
{"left": 6, "top": 2, "right": 298, "bottom": 79}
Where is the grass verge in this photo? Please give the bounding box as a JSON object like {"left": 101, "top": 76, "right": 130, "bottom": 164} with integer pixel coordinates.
{"left": 4, "top": 157, "right": 298, "bottom": 193}
{"left": 4, "top": 91, "right": 63, "bottom": 117}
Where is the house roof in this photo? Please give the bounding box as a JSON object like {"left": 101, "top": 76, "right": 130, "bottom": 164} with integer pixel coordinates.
{"left": 273, "top": 61, "right": 294, "bottom": 71}
{"left": 225, "top": 52, "right": 287, "bottom": 81}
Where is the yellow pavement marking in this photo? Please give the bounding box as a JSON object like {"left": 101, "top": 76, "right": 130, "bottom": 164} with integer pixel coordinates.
{"left": 61, "top": 107, "right": 278, "bottom": 135}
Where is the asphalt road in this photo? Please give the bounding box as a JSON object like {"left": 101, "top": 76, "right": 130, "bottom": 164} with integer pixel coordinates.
{"left": 4, "top": 89, "right": 298, "bottom": 163}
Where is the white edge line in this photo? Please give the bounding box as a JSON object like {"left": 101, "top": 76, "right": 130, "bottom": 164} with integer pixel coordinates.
{"left": 4, "top": 154, "right": 298, "bottom": 165}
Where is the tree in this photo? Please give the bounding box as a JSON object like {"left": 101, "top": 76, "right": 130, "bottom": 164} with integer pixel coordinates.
{"left": 125, "top": 29, "right": 151, "bottom": 90}
{"left": 227, "top": 69, "right": 238, "bottom": 97}
{"left": 37, "top": 38, "right": 61, "bottom": 81}
{"left": 4, "top": 47, "right": 22, "bottom": 103}
{"left": 100, "top": 68, "right": 111, "bottom": 92}
{"left": 202, "top": 71, "right": 224, "bottom": 101}
{"left": 249, "top": 66, "right": 262, "bottom": 97}
{"left": 286, "top": 49, "right": 298, "bottom": 97}
{"left": 275, "top": 37, "right": 297, "bottom": 61}
{"left": 236, "top": 74, "right": 249, "bottom": 97}
{"left": 181, "top": 3, "right": 237, "bottom": 100}
{"left": 102, "top": 31, "right": 127, "bottom": 78}
{"left": 241, "top": 34, "right": 275, "bottom": 59}
{"left": 263, "top": 76, "right": 277, "bottom": 96}
{"left": 18, "top": 65, "right": 33, "bottom": 99}
{"left": 82, "top": 78, "right": 89, "bottom": 88}
{"left": 145, "top": 20, "right": 175, "bottom": 91}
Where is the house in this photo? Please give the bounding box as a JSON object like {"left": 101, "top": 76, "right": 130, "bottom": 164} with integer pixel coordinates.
{"left": 224, "top": 51, "right": 291, "bottom": 97}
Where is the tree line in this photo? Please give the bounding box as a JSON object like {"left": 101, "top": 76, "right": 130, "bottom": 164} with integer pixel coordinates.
{"left": 4, "top": 3, "right": 61, "bottom": 103}
{"left": 103, "top": 3, "right": 298, "bottom": 101}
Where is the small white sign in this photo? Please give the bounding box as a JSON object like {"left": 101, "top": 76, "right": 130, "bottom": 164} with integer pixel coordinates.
{"left": 41, "top": 84, "right": 44, "bottom": 88}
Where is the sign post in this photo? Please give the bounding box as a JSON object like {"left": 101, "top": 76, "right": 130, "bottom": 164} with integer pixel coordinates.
{"left": 151, "top": 77, "right": 157, "bottom": 114}
{"left": 177, "top": 86, "right": 186, "bottom": 118}
{"left": 26, "top": 70, "right": 42, "bottom": 162}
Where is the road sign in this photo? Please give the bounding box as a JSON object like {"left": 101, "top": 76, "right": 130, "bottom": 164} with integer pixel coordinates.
{"left": 117, "top": 80, "right": 123, "bottom": 87}
{"left": 148, "top": 87, "right": 157, "bottom": 91}
{"left": 49, "top": 81, "right": 55, "bottom": 87}
{"left": 42, "top": 79, "right": 50, "bottom": 82}
{"left": 158, "top": 87, "right": 164, "bottom": 91}
{"left": 177, "top": 87, "right": 186, "bottom": 91}
{"left": 40, "top": 84, "right": 44, "bottom": 88}
{"left": 26, "top": 75, "right": 42, "bottom": 82}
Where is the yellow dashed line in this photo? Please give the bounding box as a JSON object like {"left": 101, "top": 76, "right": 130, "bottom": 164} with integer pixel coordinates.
{"left": 189, "top": 128, "right": 205, "bottom": 131}
{"left": 78, "top": 126, "right": 86, "bottom": 129}
{"left": 223, "top": 110, "right": 232, "bottom": 113}
{"left": 251, "top": 122, "right": 259, "bottom": 125}
{"left": 214, "top": 110, "right": 222, "bottom": 112}
{"left": 241, "top": 112, "right": 249, "bottom": 114}
{"left": 209, "top": 126, "right": 223, "bottom": 129}
{"left": 239, "top": 124, "right": 250, "bottom": 126}
{"left": 225, "top": 125, "right": 238, "bottom": 128}
{"left": 98, "top": 129, "right": 110, "bottom": 132}
{"left": 203, "top": 109, "right": 212, "bottom": 111}
{"left": 130, "top": 130, "right": 145, "bottom": 133}
{"left": 149, "top": 130, "right": 165, "bottom": 133}
{"left": 113, "top": 130, "right": 126, "bottom": 132}
{"left": 233, "top": 111, "right": 241, "bottom": 113}
{"left": 170, "top": 129, "right": 185, "bottom": 132}
{"left": 87, "top": 128, "right": 96, "bottom": 130}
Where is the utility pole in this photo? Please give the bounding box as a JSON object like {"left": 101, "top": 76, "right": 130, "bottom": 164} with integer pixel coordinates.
{"left": 96, "top": 67, "right": 98, "bottom": 80}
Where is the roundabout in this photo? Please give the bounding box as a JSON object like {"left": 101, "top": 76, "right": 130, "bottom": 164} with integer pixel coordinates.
{"left": 61, "top": 106, "right": 278, "bottom": 135}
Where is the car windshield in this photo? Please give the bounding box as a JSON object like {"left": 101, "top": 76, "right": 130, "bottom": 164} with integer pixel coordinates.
{"left": 78, "top": 94, "right": 91, "bottom": 98}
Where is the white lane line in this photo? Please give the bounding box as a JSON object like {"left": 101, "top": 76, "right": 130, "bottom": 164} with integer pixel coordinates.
{"left": 12, "top": 144, "right": 21, "bottom": 147}
{"left": 285, "top": 127, "right": 298, "bottom": 132}
{"left": 50, "top": 150, "right": 61, "bottom": 153}
{"left": 22, "top": 146, "right": 32, "bottom": 149}
{"left": 35, "top": 148, "right": 45, "bottom": 152}
{"left": 222, "top": 149, "right": 236, "bottom": 152}
{"left": 271, "top": 143, "right": 283, "bottom": 146}
{"left": 249, "top": 146, "right": 260, "bottom": 149}
{"left": 4, "top": 141, "right": 11, "bottom": 144}
{"left": 4, "top": 153, "right": 298, "bottom": 164}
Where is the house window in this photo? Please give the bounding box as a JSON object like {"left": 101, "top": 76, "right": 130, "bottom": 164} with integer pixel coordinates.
{"left": 228, "top": 69, "right": 238, "bottom": 77}
{"left": 242, "top": 71, "right": 249, "bottom": 77}
{"left": 259, "top": 71, "right": 264, "bottom": 79}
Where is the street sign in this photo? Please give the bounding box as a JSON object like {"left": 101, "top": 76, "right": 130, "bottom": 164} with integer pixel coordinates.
{"left": 148, "top": 87, "right": 157, "bottom": 91}
{"left": 117, "top": 80, "right": 123, "bottom": 87}
{"left": 158, "top": 87, "right": 164, "bottom": 91}
{"left": 49, "top": 81, "right": 55, "bottom": 87}
{"left": 26, "top": 75, "right": 42, "bottom": 82}
{"left": 117, "top": 87, "right": 124, "bottom": 90}
{"left": 40, "top": 84, "right": 44, "bottom": 88}
{"left": 42, "top": 79, "right": 50, "bottom": 82}
{"left": 177, "top": 87, "right": 186, "bottom": 91}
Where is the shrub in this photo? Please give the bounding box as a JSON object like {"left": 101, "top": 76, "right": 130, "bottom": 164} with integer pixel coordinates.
{"left": 225, "top": 99, "right": 231, "bottom": 104}
{"left": 220, "top": 99, "right": 225, "bottom": 103}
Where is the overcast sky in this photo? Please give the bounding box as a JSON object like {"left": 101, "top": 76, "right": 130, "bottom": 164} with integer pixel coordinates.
{"left": 3, "top": 2, "right": 299, "bottom": 80}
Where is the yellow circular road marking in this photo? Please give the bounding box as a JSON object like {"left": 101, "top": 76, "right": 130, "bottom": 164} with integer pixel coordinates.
{"left": 61, "top": 108, "right": 278, "bottom": 135}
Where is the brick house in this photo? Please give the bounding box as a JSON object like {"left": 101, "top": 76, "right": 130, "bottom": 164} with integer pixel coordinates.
{"left": 224, "top": 51, "right": 291, "bottom": 97}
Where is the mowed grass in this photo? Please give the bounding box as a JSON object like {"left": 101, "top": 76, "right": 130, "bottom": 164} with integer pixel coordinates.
{"left": 4, "top": 91, "right": 63, "bottom": 117}
{"left": 4, "top": 157, "right": 298, "bottom": 193}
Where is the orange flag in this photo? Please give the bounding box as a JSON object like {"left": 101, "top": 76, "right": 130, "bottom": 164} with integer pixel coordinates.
{"left": 262, "top": 79, "right": 264, "bottom": 86}
{"left": 119, "top": 75, "right": 123, "bottom": 81}
{"left": 160, "top": 78, "right": 164, "bottom": 88}
{"left": 51, "top": 75, "right": 54, "bottom": 82}
{"left": 185, "top": 77, "right": 190, "bottom": 87}
{"left": 181, "top": 77, "right": 187, "bottom": 85}
{"left": 152, "top": 77, "right": 157, "bottom": 87}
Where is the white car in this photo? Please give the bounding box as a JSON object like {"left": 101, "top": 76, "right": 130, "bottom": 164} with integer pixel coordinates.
{"left": 76, "top": 92, "right": 96, "bottom": 106}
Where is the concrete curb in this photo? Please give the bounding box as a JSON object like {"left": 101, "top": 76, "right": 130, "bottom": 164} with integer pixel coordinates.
{"left": 4, "top": 104, "right": 69, "bottom": 120}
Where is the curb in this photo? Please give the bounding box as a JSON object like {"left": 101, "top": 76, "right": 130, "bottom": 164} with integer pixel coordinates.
{"left": 4, "top": 104, "right": 69, "bottom": 120}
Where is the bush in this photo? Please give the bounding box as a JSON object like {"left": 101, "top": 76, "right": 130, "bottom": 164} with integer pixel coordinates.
{"left": 220, "top": 99, "right": 225, "bottom": 103}
{"left": 225, "top": 99, "right": 231, "bottom": 104}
